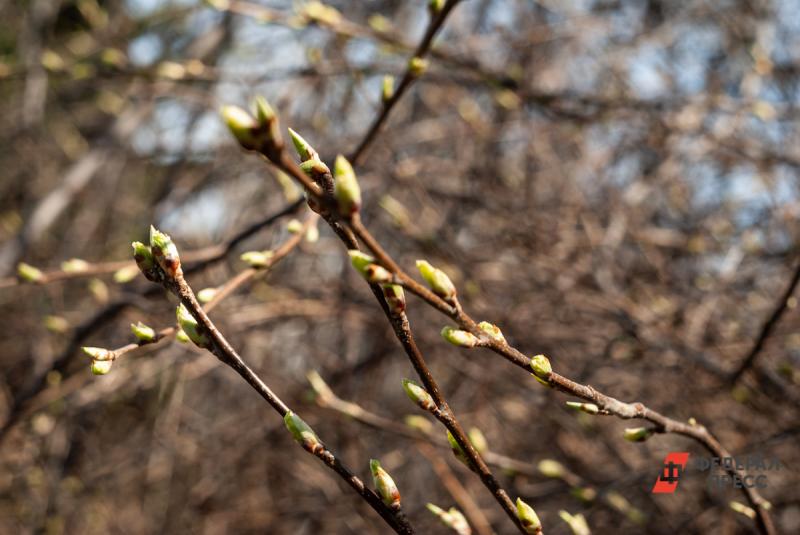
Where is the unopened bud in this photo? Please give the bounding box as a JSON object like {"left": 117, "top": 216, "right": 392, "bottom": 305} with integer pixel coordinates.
{"left": 44, "top": 315, "right": 69, "bottom": 333}
{"left": 300, "top": 158, "right": 331, "bottom": 178}
{"left": 468, "top": 428, "right": 488, "bottom": 454}
{"left": 334, "top": 155, "right": 361, "bottom": 216}
{"left": 221, "top": 105, "right": 258, "bottom": 150}
{"left": 149, "top": 226, "right": 181, "bottom": 278}
{"left": 566, "top": 401, "right": 600, "bottom": 415}
{"left": 538, "top": 459, "right": 565, "bottom": 479}
{"left": 446, "top": 430, "right": 471, "bottom": 467}
{"left": 623, "top": 427, "right": 654, "bottom": 442}
{"left": 240, "top": 250, "right": 274, "bottom": 268}
{"left": 441, "top": 326, "right": 479, "bottom": 348}
{"left": 516, "top": 498, "right": 542, "bottom": 534}
{"left": 348, "top": 250, "right": 374, "bottom": 274}
{"left": 131, "top": 321, "right": 156, "bottom": 342}
{"left": 370, "top": 459, "right": 401, "bottom": 509}
{"left": 175, "top": 329, "right": 190, "bottom": 344}
{"left": 284, "top": 411, "right": 322, "bottom": 453}
{"left": 408, "top": 56, "right": 428, "bottom": 77}
{"left": 17, "top": 262, "right": 43, "bottom": 283}
{"left": 572, "top": 486, "right": 597, "bottom": 502}
{"left": 91, "top": 359, "right": 113, "bottom": 375}
{"left": 558, "top": 510, "right": 590, "bottom": 535}
{"left": 287, "top": 128, "right": 318, "bottom": 162}
{"left": 82, "top": 346, "right": 113, "bottom": 362}
{"left": 729, "top": 500, "right": 756, "bottom": 520}
{"left": 176, "top": 304, "right": 210, "bottom": 348}
{"left": 113, "top": 264, "right": 140, "bottom": 283}
{"left": 402, "top": 378, "right": 436, "bottom": 411}
{"left": 61, "top": 258, "right": 90, "bottom": 273}
{"left": 365, "top": 264, "right": 392, "bottom": 284}
{"left": 416, "top": 260, "right": 456, "bottom": 299}
{"left": 429, "top": 0, "right": 445, "bottom": 15}
{"left": 254, "top": 95, "right": 275, "bottom": 125}
{"left": 382, "top": 75, "right": 394, "bottom": 103}
{"left": 197, "top": 287, "right": 218, "bottom": 303}
{"left": 404, "top": 415, "right": 433, "bottom": 433}
{"left": 426, "top": 504, "right": 471, "bottom": 535}
{"left": 348, "top": 250, "right": 392, "bottom": 282}
{"left": 287, "top": 219, "right": 304, "bottom": 234}
{"left": 382, "top": 284, "right": 406, "bottom": 315}
{"left": 530, "top": 354, "right": 552, "bottom": 386}
{"left": 132, "top": 241, "right": 157, "bottom": 280}
{"left": 478, "top": 321, "right": 505, "bottom": 343}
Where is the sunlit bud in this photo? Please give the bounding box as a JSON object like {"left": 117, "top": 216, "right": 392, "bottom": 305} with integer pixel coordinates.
{"left": 382, "top": 75, "right": 394, "bottom": 103}
{"left": 538, "top": 459, "right": 565, "bottom": 479}
{"left": 370, "top": 459, "right": 401, "bottom": 509}
{"left": 220, "top": 105, "right": 258, "bottom": 150}
{"left": 426, "top": 504, "right": 471, "bottom": 535}
{"left": 365, "top": 264, "right": 393, "bottom": 284}
{"left": 381, "top": 284, "right": 406, "bottom": 315}
{"left": 131, "top": 322, "right": 156, "bottom": 342}
{"left": 478, "top": 321, "right": 505, "bottom": 343}
{"left": 240, "top": 250, "right": 274, "bottom": 268}
{"left": 429, "top": 0, "right": 445, "bottom": 15}
{"left": 623, "top": 427, "right": 654, "bottom": 442}
{"left": 254, "top": 95, "right": 274, "bottom": 124}
{"left": 303, "top": 1, "right": 342, "bottom": 26}
{"left": 149, "top": 226, "right": 181, "bottom": 278}
{"left": 306, "top": 369, "right": 334, "bottom": 401}
{"left": 348, "top": 250, "right": 375, "bottom": 275}
{"left": 516, "top": 498, "right": 542, "bottom": 534}
{"left": 299, "top": 158, "right": 331, "bottom": 177}
{"left": 441, "top": 326, "right": 479, "bottom": 348}
{"left": 287, "top": 128, "right": 318, "bottom": 162}
{"left": 468, "top": 428, "right": 488, "bottom": 454}
{"left": 88, "top": 278, "right": 109, "bottom": 303}
{"left": 605, "top": 491, "right": 644, "bottom": 524}
{"left": 197, "top": 287, "right": 218, "bottom": 303}
{"left": 61, "top": 258, "right": 90, "bottom": 273}
{"left": 446, "top": 430, "right": 471, "bottom": 467}
{"left": 402, "top": 379, "right": 436, "bottom": 411}
{"left": 416, "top": 260, "right": 456, "bottom": 299}
{"left": 91, "top": 359, "right": 113, "bottom": 375}
{"left": 44, "top": 315, "right": 69, "bottom": 333}
{"left": 404, "top": 415, "right": 433, "bottom": 433}
{"left": 408, "top": 57, "right": 429, "bottom": 77}
{"left": 175, "top": 329, "right": 190, "bottom": 344}
{"left": 688, "top": 417, "right": 697, "bottom": 426}
{"left": 530, "top": 354, "right": 552, "bottom": 386}
{"left": 572, "top": 486, "right": 597, "bottom": 502}
{"left": 82, "top": 346, "right": 113, "bottom": 361}
{"left": 566, "top": 401, "right": 600, "bottom": 415}
{"left": 334, "top": 155, "right": 361, "bottom": 216}
{"left": 729, "top": 501, "right": 756, "bottom": 520}
{"left": 305, "top": 221, "right": 319, "bottom": 243}
{"left": 558, "top": 510, "right": 590, "bottom": 535}
{"left": 176, "top": 304, "right": 210, "bottom": 348}
{"left": 132, "top": 241, "right": 158, "bottom": 281}
{"left": 284, "top": 411, "right": 322, "bottom": 453}
{"left": 17, "top": 262, "right": 43, "bottom": 283}
{"left": 287, "top": 219, "right": 304, "bottom": 234}
{"left": 113, "top": 264, "right": 140, "bottom": 283}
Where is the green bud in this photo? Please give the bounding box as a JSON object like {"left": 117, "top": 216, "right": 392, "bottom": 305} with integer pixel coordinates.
{"left": 176, "top": 304, "right": 210, "bottom": 348}
{"left": 44, "top": 315, "right": 69, "bottom": 333}
{"left": 17, "top": 262, "right": 43, "bottom": 283}
{"left": 426, "top": 504, "right": 471, "bottom": 535}
{"left": 299, "top": 158, "right": 331, "bottom": 178}
{"left": 416, "top": 260, "right": 456, "bottom": 299}
{"left": 623, "top": 427, "right": 654, "bottom": 442}
{"left": 402, "top": 379, "right": 436, "bottom": 411}
{"left": 365, "top": 264, "right": 393, "bottom": 284}
{"left": 382, "top": 75, "right": 394, "bottom": 103}
{"left": 468, "top": 427, "right": 488, "bottom": 454}
{"left": 254, "top": 95, "right": 275, "bottom": 125}
{"left": 530, "top": 354, "right": 552, "bottom": 386}
{"left": 446, "top": 430, "right": 470, "bottom": 467}
{"left": 305, "top": 222, "right": 319, "bottom": 243}
{"left": 558, "top": 510, "right": 590, "bottom": 535}
{"left": 113, "top": 264, "right": 140, "bottom": 283}
{"left": 175, "top": 329, "right": 190, "bottom": 344}
{"left": 131, "top": 322, "right": 156, "bottom": 342}
{"left": 729, "top": 500, "right": 756, "bottom": 520}
{"left": 381, "top": 284, "right": 406, "bottom": 315}
{"left": 516, "top": 497, "right": 542, "bottom": 534}
{"left": 91, "top": 359, "right": 113, "bottom": 375}
{"left": 429, "top": 0, "right": 445, "bottom": 15}
{"left": 287, "top": 128, "right": 318, "bottom": 161}
{"left": 403, "top": 415, "right": 433, "bottom": 433}
{"left": 572, "top": 486, "right": 597, "bottom": 502}
{"left": 478, "top": 321, "right": 505, "bottom": 343}
{"left": 370, "top": 459, "right": 401, "bottom": 508}
{"left": 441, "top": 326, "right": 479, "bottom": 348}
{"left": 131, "top": 241, "right": 157, "bottom": 281}
{"left": 348, "top": 250, "right": 374, "bottom": 274}
{"left": 61, "top": 258, "right": 90, "bottom": 273}
{"left": 408, "top": 56, "right": 428, "bottom": 77}
{"left": 82, "top": 346, "right": 113, "bottom": 361}
{"left": 240, "top": 250, "right": 274, "bottom": 268}
{"left": 197, "top": 287, "right": 218, "bottom": 303}
{"left": 334, "top": 155, "right": 361, "bottom": 216}
{"left": 538, "top": 459, "right": 565, "bottom": 479}
{"left": 283, "top": 411, "right": 322, "bottom": 453}
{"left": 286, "top": 219, "right": 304, "bottom": 234}
{"left": 220, "top": 105, "right": 258, "bottom": 150}
{"left": 566, "top": 401, "right": 600, "bottom": 415}
{"left": 149, "top": 226, "right": 181, "bottom": 278}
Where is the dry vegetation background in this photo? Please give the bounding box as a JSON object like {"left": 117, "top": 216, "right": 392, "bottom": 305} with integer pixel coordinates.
{"left": 1, "top": 0, "right": 799, "bottom": 533}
